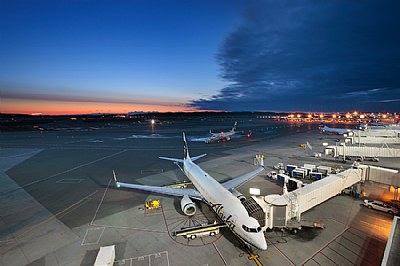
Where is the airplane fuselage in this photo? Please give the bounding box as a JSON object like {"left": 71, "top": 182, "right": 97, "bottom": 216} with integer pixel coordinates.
{"left": 183, "top": 159, "right": 267, "bottom": 250}
{"left": 207, "top": 131, "right": 235, "bottom": 143}
{"left": 322, "top": 126, "right": 351, "bottom": 135}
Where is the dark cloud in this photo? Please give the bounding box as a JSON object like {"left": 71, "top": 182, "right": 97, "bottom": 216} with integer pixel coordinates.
{"left": 190, "top": 0, "right": 400, "bottom": 112}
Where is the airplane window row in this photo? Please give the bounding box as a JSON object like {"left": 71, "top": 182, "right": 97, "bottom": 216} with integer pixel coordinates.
{"left": 242, "top": 225, "right": 262, "bottom": 233}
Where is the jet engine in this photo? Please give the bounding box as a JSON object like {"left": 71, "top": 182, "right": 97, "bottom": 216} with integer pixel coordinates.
{"left": 225, "top": 137, "right": 231, "bottom": 141}
{"left": 230, "top": 188, "right": 246, "bottom": 202}
{"left": 181, "top": 195, "right": 196, "bottom": 216}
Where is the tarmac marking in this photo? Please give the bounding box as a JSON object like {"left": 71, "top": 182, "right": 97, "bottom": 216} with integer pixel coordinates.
{"left": 90, "top": 224, "right": 168, "bottom": 233}
{"left": 81, "top": 226, "right": 105, "bottom": 246}
{"left": 0, "top": 190, "right": 98, "bottom": 243}
{"left": 300, "top": 226, "right": 349, "bottom": 266}
{"left": 2, "top": 149, "right": 127, "bottom": 195}
{"left": 332, "top": 240, "right": 375, "bottom": 266}
{"left": 310, "top": 258, "right": 322, "bottom": 266}
{"left": 90, "top": 177, "right": 113, "bottom": 225}
{"left": 89, "top": 179, "right": 168, "bottom": 233}
{"left": 318, "top": 251, "right": 339, "bottom": 266}
{"left": 56, "top": 190, "right": 98, "bottom": 219}
{"left": 266, "top": 239, "right": 296, "bottom": 266}
{"left": 114, "top": 251, "right": 169, "bottom": 266}
{"left": 141, "top": 169, "right": 164, "bottom": 174}
{"left": 212, "top": 243, "right": 228, "bottom": 266}
{"left": 325, "top": 245, "right": 354, "bottom": 265}
{"left": 56, "top": 178, "right": 84, "bottom": 184}
{"left": 0, "top": 150, "right": 41, "bottom": 158}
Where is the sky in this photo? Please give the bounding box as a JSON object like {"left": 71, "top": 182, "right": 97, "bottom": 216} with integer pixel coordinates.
{"left": 1, "top": 0, "right": 399, "bottom": 114}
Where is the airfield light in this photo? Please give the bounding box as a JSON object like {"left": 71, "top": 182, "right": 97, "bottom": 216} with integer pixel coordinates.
{"left": 360, "top": 114, "right": 365, "bottom": 119}
{"left": 354, "top": 111, "right": 358, "bottom": 116}
{"left": 346, "top": 114, "right": 351, "bottom": 119}
{"left": 307, "top": 114, "right": 312, "bottom": 118}
{"left": 297, "top": 114, "right": 301, "bottom": 118}
{"left": 151, "top": 119, "right": 155, "bottom": 125}
{"left": 319, "top": 114, "right": 324, "bottom": 118}
{"left": 383, "top": 114, "right": 387, "bottom": 119}
{"left": 332, "top": 114, "right": 337, "bottom": 119}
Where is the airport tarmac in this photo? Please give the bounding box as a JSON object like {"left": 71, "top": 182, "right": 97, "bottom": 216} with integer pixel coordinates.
{"left": 0, "top": 118, "right": 398, "bottom": 266}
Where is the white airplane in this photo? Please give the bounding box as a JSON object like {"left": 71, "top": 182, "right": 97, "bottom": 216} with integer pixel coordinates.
{"left": 205, "top": 121, "right": 238, "bottom": 143}
{"left": 320, "top": 123, "right": 352, "bottom": 135}
{"left": 113, "top": 133, "right": 267, "bottom": 250}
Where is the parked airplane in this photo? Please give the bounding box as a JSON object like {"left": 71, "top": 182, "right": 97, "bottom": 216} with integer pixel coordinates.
{"left": 320, "top": 122, "right": 352, "bottom": 135}
{"left": 113, "top": 133, "right": 267, "bottom": 250}
{"left": 205, "top": 121, "right": 238, "bottom": 143}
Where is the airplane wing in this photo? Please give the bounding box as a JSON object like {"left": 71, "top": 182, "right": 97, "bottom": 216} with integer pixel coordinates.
{"left": 222, "top": 167, "right": 264, "bottom": 190}
{"left": 205, "top": 135, "right": 220, "bottom": 143}
{"left": 116, "top": 181, "right": 204, "bottom": 200}
{"left": 113, "top": 170, "right": 203, "bottom": 200}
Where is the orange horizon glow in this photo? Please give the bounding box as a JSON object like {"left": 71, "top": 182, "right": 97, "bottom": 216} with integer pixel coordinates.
{"left": 1, "top": 98, "right": 202, "bottom": 115}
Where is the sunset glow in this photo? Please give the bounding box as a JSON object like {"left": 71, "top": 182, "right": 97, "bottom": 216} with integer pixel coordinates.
{"left": 1, "top": 98, "right": 198, "bottom": 115}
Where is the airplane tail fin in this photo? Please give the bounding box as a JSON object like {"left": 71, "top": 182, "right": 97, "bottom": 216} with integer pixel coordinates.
{"left": 232, "top": 121, "right": 237, "bottom": 132}
{"left": 160, "top": 133, "right": 206, "bottom": 163}
{"left": 183, "top": 132, "right": 189, "bottom": 159}
{"left": 159, "top": 132, "right": 189, "bottom": 163}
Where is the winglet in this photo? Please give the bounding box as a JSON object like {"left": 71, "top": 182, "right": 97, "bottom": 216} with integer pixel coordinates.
{"left": 113, "top": 170, "right": 121, "bottom": 188}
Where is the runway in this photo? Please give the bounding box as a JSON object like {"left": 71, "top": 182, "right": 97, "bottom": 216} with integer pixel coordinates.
{"left": 0, "top": 116, "right": 396, "bottom": 265}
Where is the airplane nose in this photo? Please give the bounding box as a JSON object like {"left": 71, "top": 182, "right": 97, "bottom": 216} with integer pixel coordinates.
{"left": 258, "top": 241, "right": 267, "bottom": 250}
{"left": 256, "top": 237, "right": 267, "bottom": 250}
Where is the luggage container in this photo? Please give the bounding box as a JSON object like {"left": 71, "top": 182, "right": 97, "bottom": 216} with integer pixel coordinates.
{"left": 304, "top": 164, "right": 316, "bottom": 172}
{"left": 292, "top": 169, "right": 305, "bottom": 178}
{"left": 288, "top": 178, "right": 304, "bottom": 191}
{"left": 286, "top": 165, "right": 297, "bottom": 176}
{"left": 310, "top": 172, "right": 323, "bottom": 180}
{"left": 277, "top": 173, "right": 290, "bottom": 184}
{"left": 317, "top": 166, "right": 331, "bottom": 176}
{"left": 299, "top": 167, "right": 310, "bottom": 177}
{"left": 288, "top": 179, "right": 298, "bottom": 191}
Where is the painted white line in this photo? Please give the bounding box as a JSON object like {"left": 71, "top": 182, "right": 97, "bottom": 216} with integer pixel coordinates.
{"left": 90, "top": 178, "right": 113, "bottom": 225}
{"left": 21, "top": 150, "right": 127, "bottom": 189}
{"left": 91, "top": 222, "right": 168, "bottom": 233}
{"left": 56, "top": 178, "right": 84, "bottom": 184}
{"left": 212, "top": 243, "right": 228, "bottom": 266}
{"left": 140, "top": 169, "right": 164, "bottom": 174}
{"left": 81, "top": 227, "right": 105, "bottom": 246}
{"left": 114, "top": 251, "right": 169, "bottom": 266}
{"left": 300, "top": 226, "right": 349, "bottom": 265}
{"left": 56, "top": 190, "right": 98, "bottom": 219}
{"left": 0, "top": 190, "right": 98, "bottom": 243}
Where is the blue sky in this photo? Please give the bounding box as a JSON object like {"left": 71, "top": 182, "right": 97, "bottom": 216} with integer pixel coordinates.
{"left": 1, "top": 0, "right": 399, "bottom": 114}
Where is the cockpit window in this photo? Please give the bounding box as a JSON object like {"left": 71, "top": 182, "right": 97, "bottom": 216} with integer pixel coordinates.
{"left": 242, "top": 225, "right": 262, "bottom": 233}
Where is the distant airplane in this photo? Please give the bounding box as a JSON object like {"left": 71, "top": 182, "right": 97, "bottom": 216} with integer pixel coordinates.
{"left": 113, "top": 133, "right": 267, "bottom": 250}
{"left": 320, "top": 125, "right": 353, "bottom": 135}
{"left": 205, "top": 121, "right": 238, "bottom": 143}
{"left": 320, "top": 122, "right": 353, "bottom": 135}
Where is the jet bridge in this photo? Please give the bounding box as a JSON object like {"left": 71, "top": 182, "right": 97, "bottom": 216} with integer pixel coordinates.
{"left": 252, "top": 164, "right": 399, "bottom": 230}
{"left": 325, "top": 143, "right": 400, "bottom": 159}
